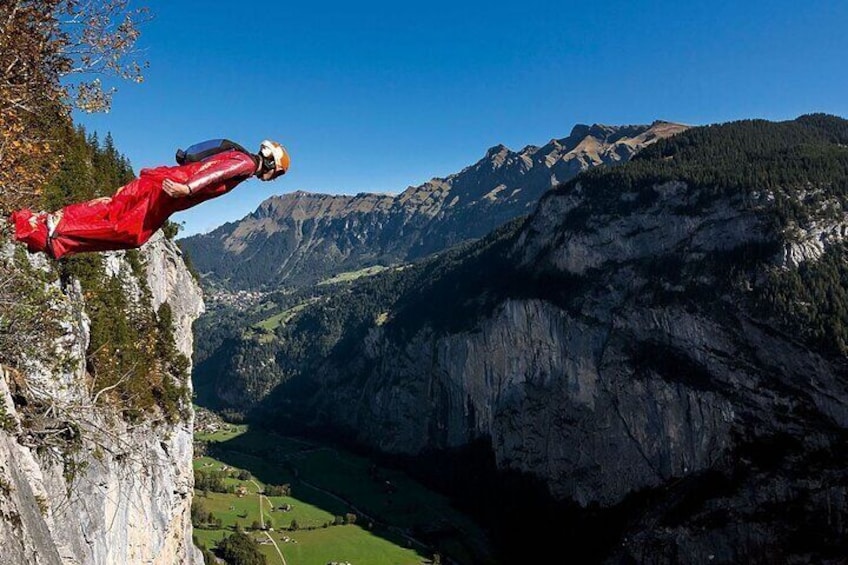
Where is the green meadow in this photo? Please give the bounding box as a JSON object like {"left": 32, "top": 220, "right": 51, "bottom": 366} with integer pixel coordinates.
{"left": 195, "top": 423, "right": 248, "bottom": 443}
{"left": 253, "top": 300, "right": 317, "bottom": 331}
{"left": 192, "top": 425, "right": 492, "bottom": 564}
{"left": 192, "top": 455, "right": 425, "bottom": 565}
{"left": 316, "top": 265, "right": 388, "bottom": 286}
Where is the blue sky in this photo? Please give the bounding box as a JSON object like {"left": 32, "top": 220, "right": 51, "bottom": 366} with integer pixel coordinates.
{"left": 75, "top": 0, "right": 848, "bottom": 237}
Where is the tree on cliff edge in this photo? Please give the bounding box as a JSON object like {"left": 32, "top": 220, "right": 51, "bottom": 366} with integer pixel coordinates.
{"left": 0, "top": 0, "right": 149, "bottom": 213}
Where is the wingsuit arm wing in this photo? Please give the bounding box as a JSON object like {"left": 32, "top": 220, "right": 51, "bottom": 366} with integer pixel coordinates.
{"left": 185, "top": 153, "right": 257, "bottom": 195}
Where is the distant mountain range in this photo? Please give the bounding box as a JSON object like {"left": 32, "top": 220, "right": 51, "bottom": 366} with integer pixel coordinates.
{"left": 180, "top": 121, "right": 688, "bottom": 290}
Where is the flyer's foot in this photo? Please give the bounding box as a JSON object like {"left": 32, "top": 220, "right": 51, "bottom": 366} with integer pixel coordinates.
{"left": 9, "top": 209, "right": 50, "bottom": 254}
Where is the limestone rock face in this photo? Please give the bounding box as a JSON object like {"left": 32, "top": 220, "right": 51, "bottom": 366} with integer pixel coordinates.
{"left": 0, "top": 233, "right": 204, "bottom": 565}
{"left": 144, "top": 231, "right": 206, "bottom": 357}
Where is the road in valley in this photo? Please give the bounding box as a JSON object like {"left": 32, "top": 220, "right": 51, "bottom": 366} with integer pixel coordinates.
{"left": 250, "top": 478, "right": 287, "bottom": 565}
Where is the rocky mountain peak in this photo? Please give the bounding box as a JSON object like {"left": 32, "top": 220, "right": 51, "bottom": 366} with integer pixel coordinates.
{"left": 485, "top": 143, "right": 510, "bottom": 157}
{"left": 568, "top": 123, "right": 592, "bottom": 139}
{"left": 482, "top": 143, "right": 513, "bottom": 169}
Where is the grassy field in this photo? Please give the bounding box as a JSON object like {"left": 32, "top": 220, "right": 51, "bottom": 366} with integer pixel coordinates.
{"left": 193, "top": 523, "right": 423, "bottom": 565}
{"left": 193, "top": 425, "right": 492, "bottom": 564}
{"left": 195, "top": 423, "right": 247, "bottom": 443}
{"left": 254, "top": 300, "right": 318, "bottom": 331}
{"left": 317, "top": 265, "right": 388, "bottom": 286}
{"left": 192, "top": 456, "right": 426, "bottom": 564}
{"left": 275, "top": 525, "right": 423, "bottom": 565}
{"left": 193, "top": 430, "right": 447, "bottom": 564}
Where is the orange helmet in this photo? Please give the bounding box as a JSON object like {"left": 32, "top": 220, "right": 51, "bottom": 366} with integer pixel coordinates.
{"left": 259, "top": 140, "right": 290, "bottom": 179}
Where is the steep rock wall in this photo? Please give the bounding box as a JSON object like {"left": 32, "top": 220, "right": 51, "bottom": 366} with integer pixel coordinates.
{"left": 0, "top": 231, "right": 204, "bottom": 564}
{"left": 308, "top": 181, "right": 848, "bottom": 511}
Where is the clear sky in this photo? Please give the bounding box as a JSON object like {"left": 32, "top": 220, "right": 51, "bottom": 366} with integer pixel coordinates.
{"left": 74, "top": 0, "right": 848, "bottom": 237}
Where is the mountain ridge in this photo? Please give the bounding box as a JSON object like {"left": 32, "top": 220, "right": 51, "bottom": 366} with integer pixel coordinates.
{"left": 181, "top": 120, "right": 688, "bottom": 290}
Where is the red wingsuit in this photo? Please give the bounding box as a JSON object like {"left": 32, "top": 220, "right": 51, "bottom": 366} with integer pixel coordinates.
{"left": 10, "top": 150, "right": 258, "bottom": 259}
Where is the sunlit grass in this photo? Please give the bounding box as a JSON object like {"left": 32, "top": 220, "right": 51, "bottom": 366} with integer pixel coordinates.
{"left": 194, "top": 423, "right": 247, "bottom": 443}
{"left": 254, "top": 299, "right": 318, "bottom": 331}
{"left": 278, "top": 524, "right": 423, "bottom": 565}
{"left": 317, "top": 265, "right": 388, "bottom": 286}
{"left": 192, "top": 452, "right": 429, "bottom": 565}
{"left": 193, "top": 426, "right": 490, "bottom": 564}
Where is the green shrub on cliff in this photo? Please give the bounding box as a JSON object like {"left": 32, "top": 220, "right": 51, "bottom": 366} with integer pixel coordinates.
{"left": 0, "top": 242, "right": 64, "bottom": 370}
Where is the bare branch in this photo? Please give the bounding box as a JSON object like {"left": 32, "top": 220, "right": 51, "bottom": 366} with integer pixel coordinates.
{"left": 91, "top": 367, "right": 133, "bottom": 405}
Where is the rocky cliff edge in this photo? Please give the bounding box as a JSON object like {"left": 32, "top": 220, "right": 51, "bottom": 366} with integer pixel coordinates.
{"left": 0, "top": 230, "right": 204, "bottom": 565}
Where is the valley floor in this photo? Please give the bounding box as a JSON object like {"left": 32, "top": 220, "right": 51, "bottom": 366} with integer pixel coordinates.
{"left": 192, "top": 422, "right": 490, "bottom": 565}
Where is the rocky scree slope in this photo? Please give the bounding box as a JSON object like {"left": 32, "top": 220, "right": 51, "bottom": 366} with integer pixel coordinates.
{"left": 181, "top": 121, "right": 687, "bottom": 290}
{"left": 0, "top": 229, "right": 204, "bottom": 565}
{"left": 251, "top": 114, "right": 848, "bottom": 562}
